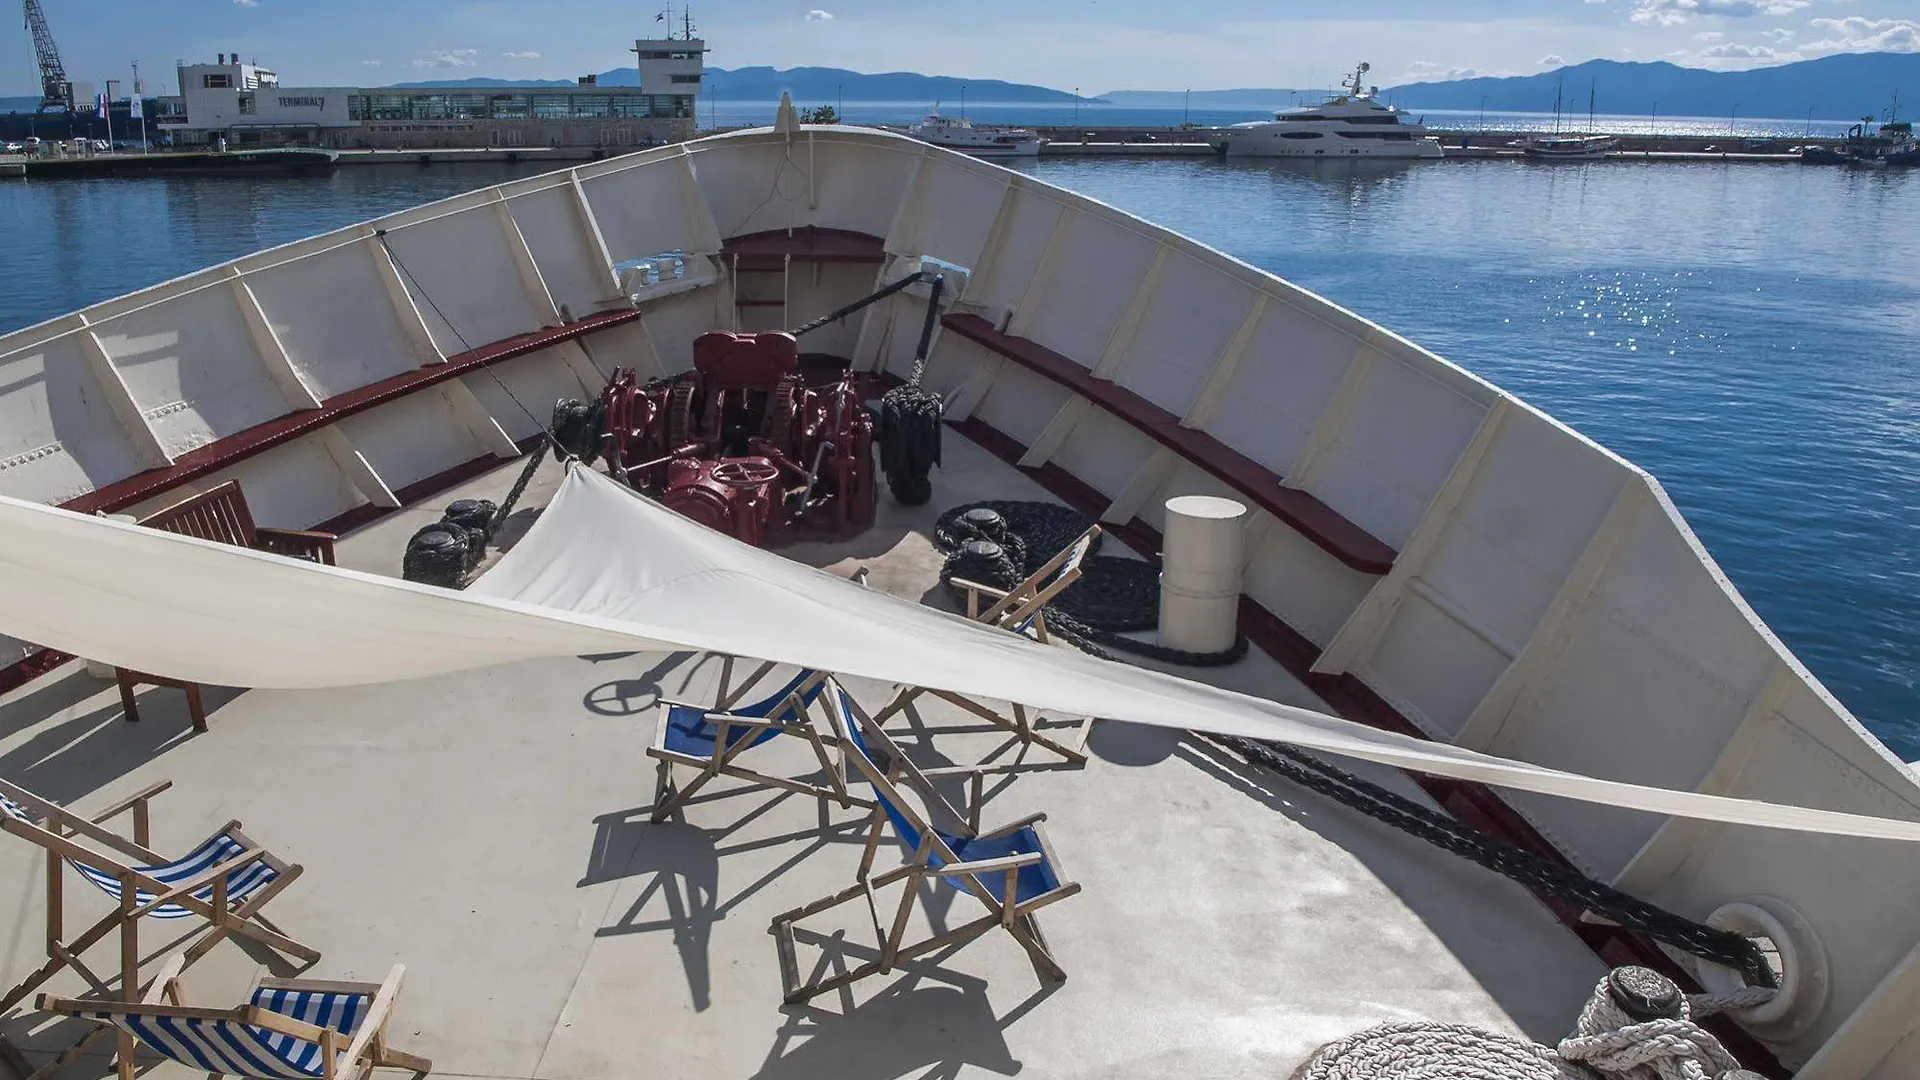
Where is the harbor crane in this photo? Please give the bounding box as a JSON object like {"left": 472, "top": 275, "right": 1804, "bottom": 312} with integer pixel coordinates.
{"left": 24, "top": 0, "right": 70, "bottom": 112}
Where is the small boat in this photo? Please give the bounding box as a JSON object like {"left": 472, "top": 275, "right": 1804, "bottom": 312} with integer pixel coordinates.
{"left": 1797, "top": 144, "right": 1848, "bottom": 165}
{"left": 1207, "top": 62, "right": 1443, "bottom": 159}
{"left": 905, "top": 108, "right": 1042, "bottom": 157}
{"left": 1522, "top": 133, "right": 1616, "bottom": 160}
{"left": 1841, "top": 100, "right": 1919, "bottom": 168}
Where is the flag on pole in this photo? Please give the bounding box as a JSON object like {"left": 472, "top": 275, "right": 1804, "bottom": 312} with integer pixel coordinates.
{"left": 128, "top": 96, "right": 143, "bottom": 120}
{"left": 95, "top": 94, "right": 108, "bottom": 119}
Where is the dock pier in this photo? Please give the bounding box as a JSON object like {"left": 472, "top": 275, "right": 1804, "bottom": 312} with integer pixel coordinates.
{"left": 0, "top": 127, "right": 1847, "bottom": 178}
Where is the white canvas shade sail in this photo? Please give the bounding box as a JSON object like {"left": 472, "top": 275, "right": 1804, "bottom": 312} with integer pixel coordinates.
{"left": 3, "top": 464, "right": 1919, "bottom": 842}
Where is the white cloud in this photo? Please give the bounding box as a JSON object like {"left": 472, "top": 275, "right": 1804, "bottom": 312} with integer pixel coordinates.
{"left": 1700, "top": 41, "right": 1780, "bottom": 57}
{"left": 232, "top": 0, "right": 258, "bottom": 6}
{"left": 1540, "top": 53, "right": 1565, "bottom": 65}
{"left": 502, "top": 51, "right": 542, "bottom": 60}
{"left": 805, "top": 9, "right": 834, "bottom": 20}
{"left": 360, "top": 59, "right": 382, "bottom": 67}
{"left": 1803, "top": 17, "right": 1920, "bottom": 54}
{"left": 411, "top": 48, "right": 480, "bottom": 69}
{"left": 1762, "top": 27, "right": 1794, "bottom": 41}
{"left": 1629, "top": 0, "right": 1809, "bottom": 26}
{"left": 1398, "top": 59, "right": 1502, "bottom": 82}
{"left": 1692, "top": 30, "right": 1725, "bottom": 41}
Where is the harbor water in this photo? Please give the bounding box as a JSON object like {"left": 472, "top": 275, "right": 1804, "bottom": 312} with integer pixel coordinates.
{"left": 3, "top": 155, "right": 1916, "bottom": 757}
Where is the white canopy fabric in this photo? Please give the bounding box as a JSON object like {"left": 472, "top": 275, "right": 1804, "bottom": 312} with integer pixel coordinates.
{"left": 4, "top": 464, "right": 1920, "bottom": 842}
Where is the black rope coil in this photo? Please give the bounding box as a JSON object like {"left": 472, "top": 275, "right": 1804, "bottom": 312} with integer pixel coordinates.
{"left": 401, "top": 524, "right": 468, "bottom": 588}
{"left": 932, "top": 501, "right": 1247, "bottom": 667}
{"left": 878, "top": 384, "right": 942, "bottom": 506}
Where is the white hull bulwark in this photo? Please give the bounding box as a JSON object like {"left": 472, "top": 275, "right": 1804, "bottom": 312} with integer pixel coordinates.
{"left": 4, "top": 125, "right": 1920, "bottom": 1076}
{"left": 1211, "top": 127, "right": 1444, "bottom": 159}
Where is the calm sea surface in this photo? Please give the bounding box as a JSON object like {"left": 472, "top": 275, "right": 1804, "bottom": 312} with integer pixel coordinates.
{"left": 3, "top": 155, "right": 1917, "bottom": 756}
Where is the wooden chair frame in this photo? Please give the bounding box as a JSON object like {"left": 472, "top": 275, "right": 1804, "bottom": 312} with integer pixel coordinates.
{"left": 879, "top": 525, "right": 1103, "bottom": 767}
{"left": 114, "top": 479, "right": 338, "bottom": 729}
{"left": 647, "top": 667, "right": 875, "bottom": 823}
{"left": 40, "top": 953, "right": 430, "bottom": 1080}
{"left": 770, "top": 680, "right": 1080, "bottom": 1004}
{"left": 0, "top": 778, "right": 318, "bottom": 1019}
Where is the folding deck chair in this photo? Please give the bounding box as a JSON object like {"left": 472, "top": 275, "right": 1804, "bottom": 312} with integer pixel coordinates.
{"left": 647, "top": 665, "right": 874, "bottom": 823}
{"left": 873, "top": 524, "right": 1103, "bottom": 766}
{"left": 770, "top": 678, "right": 1080, "bottom": 1003}
{"left": 40, "top": 951, "right": 431, "bottom": 1080}
{"left": 0, "top": 778, "right": 318, "bottom": 1017}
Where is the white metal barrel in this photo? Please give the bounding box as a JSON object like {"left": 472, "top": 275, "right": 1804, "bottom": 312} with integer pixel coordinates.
{"left": 1159, "top": 495, "right": 1248, "bottom": 653}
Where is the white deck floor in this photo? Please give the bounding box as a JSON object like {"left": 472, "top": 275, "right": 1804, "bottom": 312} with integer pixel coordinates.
{"left": 1, "top": 433, "right": 1603, "bottom": 1080}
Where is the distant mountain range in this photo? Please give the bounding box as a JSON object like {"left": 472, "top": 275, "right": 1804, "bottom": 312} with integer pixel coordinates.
{"left": 392, "top": 65, "right": 1093, "bottom": 103}
{"left": 1102, "top": 52, "right": 1915, "bottom": 120}
{"left": 1384, "top": 53, "right": 1917, "bottom": 120}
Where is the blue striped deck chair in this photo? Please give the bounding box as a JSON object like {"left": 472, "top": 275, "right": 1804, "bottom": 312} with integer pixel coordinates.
{"left": 40, "top": 951, "right": 430, "bottom": 1080}
{"left": 770, "top": 677, "right": 1081, "bottom": 1003}
{"left": 876, "top": 524, "right": 1102, "bottom": 767}
{"left": 0, "top": 778, "right": 317, "bottom": 1019}
{"left": 647, "top": 664, "right": 874, "bottom": 823}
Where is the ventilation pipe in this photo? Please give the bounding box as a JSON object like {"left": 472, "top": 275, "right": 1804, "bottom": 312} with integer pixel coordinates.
{"left": 1158, "top": 495, "right": 1247, "bottom": 653}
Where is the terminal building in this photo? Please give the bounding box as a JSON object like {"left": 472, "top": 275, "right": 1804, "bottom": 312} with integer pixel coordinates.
{"left": 155, "top": 32, "right": 704, "bottom": 150}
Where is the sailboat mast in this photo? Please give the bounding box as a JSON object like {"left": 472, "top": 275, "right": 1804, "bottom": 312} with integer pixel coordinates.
{"left": 1589, "top": 79, "right": 1596, "bottom": 132}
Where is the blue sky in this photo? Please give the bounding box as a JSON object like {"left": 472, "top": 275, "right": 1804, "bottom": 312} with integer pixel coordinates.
{"left": 10, "top": 0, "right": 1918, "bottom": 97}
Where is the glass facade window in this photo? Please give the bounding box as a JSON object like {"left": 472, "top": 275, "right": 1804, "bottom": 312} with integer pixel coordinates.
{"left": 670, "top": 74, "right": 701, "bottom": 84}
{"left": 237, "top": 94, "right": 256, "bottom": 115}
{"left": 344, "top": 89, "right": 696, "bottom": 123}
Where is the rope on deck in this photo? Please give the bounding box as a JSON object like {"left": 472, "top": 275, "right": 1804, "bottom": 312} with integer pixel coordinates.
{"left": 1297, "top": 968, "right": 1773, "bottom": 1080}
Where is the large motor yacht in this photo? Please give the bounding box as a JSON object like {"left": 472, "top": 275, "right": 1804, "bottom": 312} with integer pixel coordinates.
{"left": 1208, "top": 62, "right": 1444, "bottom": 159}
{"left": 5, "top": 96, "right": 1920, "bottom": 1080}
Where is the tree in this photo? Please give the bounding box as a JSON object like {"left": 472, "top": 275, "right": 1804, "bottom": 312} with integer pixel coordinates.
{"left": 800, "top": 104, "right": 839, "bottom": 125}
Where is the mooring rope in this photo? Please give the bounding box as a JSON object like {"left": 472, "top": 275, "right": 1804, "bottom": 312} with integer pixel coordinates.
{"left": 938, "top": 498, "right": 1776, "bottom": 987}
{"left": 1295, "top": 968, "right": 1773, "bottom": 1080}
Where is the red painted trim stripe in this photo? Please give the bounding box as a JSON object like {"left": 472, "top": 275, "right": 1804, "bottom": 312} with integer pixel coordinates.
{"left": 720, "top": 226, "right": 889, "bottom": 272}
{"left": 947, "top": 412, "right": 1784, "bottom": 1078}
{"left": 58, "top": 309, "right": 641, "bottom": 517}
{"left": 941, "top": 313, "right": 1397, "bottom": 574}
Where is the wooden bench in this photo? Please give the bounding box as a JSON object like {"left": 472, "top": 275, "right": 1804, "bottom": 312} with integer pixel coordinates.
{"left": 115, "top": 480, "right": 338, "bottom": 731}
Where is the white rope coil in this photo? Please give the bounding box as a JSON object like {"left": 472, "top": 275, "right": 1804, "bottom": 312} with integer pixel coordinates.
{"left": 1295, "top": 970, "right": 1776, "bottom": 1080}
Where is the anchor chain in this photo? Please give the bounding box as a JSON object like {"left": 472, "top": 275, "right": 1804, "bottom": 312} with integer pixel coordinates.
{"left": 934, "top": 498, "right": 1776, "bottom": 990}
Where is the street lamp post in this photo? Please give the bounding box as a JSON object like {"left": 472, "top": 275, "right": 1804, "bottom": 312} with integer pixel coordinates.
{"left": 1073, "top": 87, "right": 1078, "bottom": 127}
{"left": 1183, "top": 87, "right": 1190, "bottom": 127}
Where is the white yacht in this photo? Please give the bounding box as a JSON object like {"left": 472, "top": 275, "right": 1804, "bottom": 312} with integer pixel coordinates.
{"left": 5, "top": 96, "right": 1920, "bottom": 1080}
{"left": 1208, "top": 62, "right": 1444, "bottom": 159}
{"left": 906, "top": 107, "right": 1042, "bottom": 157}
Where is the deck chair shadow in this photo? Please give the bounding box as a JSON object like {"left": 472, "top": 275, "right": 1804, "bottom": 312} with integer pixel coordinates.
{"left": 0, "top": 778, "right": 319, "bottom": 1018}
{"left": 39, "top": 951, "right": 430, "bottom": 1080}
{"left": 771, "top": 678, "right": 1080, "bottom": 1004}
{"left": 876, "top": 524, "right": 1103, "bottom": 767}
{"left": 647, "top": 665, "right": 874, "bottom": 823}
